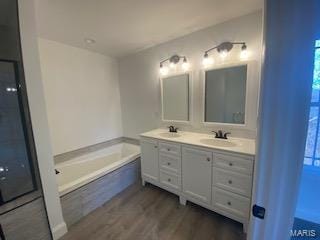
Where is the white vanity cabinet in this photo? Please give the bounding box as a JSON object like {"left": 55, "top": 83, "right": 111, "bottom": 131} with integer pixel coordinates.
{"left": 182, "top": 147, "right": 212, "bottom": 205}
{"left": 140, "top": 133, "right": 255, "bottom": 233}
{"left": 141, "top": 139, "right": 159, "bottom": 182}
{"left": 158, "top": 142, "right": 182, "bottom": 192}
{"left": 211, "top": 152, "right": 254, "bottom": 231}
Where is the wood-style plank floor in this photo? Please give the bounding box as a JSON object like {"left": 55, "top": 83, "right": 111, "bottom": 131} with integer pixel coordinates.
{"left": 61, "top": 182, "right": 246, "bottom": 240}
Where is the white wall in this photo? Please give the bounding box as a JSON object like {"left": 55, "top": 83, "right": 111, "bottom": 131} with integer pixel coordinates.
{"left": 18, "top": 1, "right": 67, "bottom": 239}
{"left": 119, "top": 11, "right": 263, "bottom": 139}
{"left": 38, "top": 39, "right": 123, "bottom": 155}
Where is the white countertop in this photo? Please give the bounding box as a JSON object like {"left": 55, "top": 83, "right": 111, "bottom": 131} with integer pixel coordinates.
{"left": 140, "top": 128, "right": 256, "bottom": 156}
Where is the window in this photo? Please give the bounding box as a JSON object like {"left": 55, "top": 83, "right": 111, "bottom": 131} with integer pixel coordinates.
{"left": 304, "top": 40, "right": 320, "bottom": 169}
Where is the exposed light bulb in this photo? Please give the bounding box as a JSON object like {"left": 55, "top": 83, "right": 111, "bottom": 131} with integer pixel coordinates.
{"left": 240, "top": 49, "right": 249, "bottom": 60}
{"left": 159, "top": 66, "right": 168, "bottom": 76}
{"left": 182, "top": 62, "right": 190, "bottom": 71}
{"left": 202, "top": 54, "right": 214, "bottom": 67}
{"left": 169, "top": 62, "right": 177, "bottom": 69}
{"left": 240, "top": 43, "right": 249, "bottom": 60}
{"left": 219, "top": 50, "right": 228, "bottom": 59}
{"left": 182, "top": 57, "right": 189, "bottom": 71}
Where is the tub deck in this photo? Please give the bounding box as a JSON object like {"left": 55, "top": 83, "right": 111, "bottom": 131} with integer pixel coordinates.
{"left": 56, "top": 143, "right": 140, "bottom": 196}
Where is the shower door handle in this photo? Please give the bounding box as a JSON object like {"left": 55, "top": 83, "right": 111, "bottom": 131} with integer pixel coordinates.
{"left": 0, "top": 189, "right": 3, "bottom": 205}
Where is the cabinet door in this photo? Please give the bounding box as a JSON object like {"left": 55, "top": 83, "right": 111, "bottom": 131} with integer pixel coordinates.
{"left": 182, "top": 147, "right": 212, "bottom": 204}
{"left": 141, "top": 139, "right": 159, "bottom": 181}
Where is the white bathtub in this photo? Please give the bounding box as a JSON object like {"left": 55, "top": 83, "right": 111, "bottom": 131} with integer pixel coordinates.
{"left": 55, "top": 143, "right": 141, "bottom": 196}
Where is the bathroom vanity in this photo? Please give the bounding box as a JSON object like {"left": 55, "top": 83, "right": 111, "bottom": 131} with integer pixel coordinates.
{"left": 142, "top": 49, "right": 258, "bottom": 233}
{"left": 140, "top": 129, "right": 255, "bottom": 232}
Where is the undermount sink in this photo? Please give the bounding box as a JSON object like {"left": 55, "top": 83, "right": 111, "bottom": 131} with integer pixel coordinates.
{"left": 200, "top": 138, "right": 237, "bottom": 148}
{"left": 158, "top": 132, "right": 182, "bottom": 138}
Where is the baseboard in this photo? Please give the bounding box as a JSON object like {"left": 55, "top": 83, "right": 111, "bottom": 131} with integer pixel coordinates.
{"left": 52, "top": 222, "right": 68, "bottom": 240}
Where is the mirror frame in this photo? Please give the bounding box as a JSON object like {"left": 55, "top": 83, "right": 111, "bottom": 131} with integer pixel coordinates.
{"left": 201, "top": 61, "right": 258, "bottom": 129}
{"left": 160, "top": 71, "right": 193, "bottom": 124}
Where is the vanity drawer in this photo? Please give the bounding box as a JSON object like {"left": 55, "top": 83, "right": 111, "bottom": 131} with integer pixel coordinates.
{"left": 212, "top": 187, "right": 250, "bottom": 220}
{"left": 159, "top": 142, "right": 181, "bottom": 156}
{"left": 213, "top": 153, "right": 253, "bottom": 175}
{"left": 159, "top": 170, "right": 181, "bottom": 190}
{"left": 213, "top": 168, "right": 252, "bottom": 197}
{"left": 159, "top": 153, "right": 181, "bottom": 175}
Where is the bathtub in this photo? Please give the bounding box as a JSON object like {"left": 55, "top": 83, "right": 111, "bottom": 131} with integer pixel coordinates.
{"left": 55, "top": 143, "right": 141, "bottom": 196}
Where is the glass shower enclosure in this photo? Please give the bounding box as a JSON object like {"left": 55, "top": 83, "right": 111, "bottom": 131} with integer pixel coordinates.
{"left": 0, "top": 0, "right": 42, "bottom": 214}
{"left": 0, "top": 61, "right": 38, "bottom": 204}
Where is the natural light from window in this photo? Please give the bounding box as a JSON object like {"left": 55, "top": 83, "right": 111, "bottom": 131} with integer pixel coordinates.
{"left": 304, "top": 40, "right": 320, "bottom": 169}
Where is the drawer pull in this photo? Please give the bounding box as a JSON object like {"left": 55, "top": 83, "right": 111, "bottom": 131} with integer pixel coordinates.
{"left": 228, "top": 180, "right": 233, "bottom": 184}
{"left": 167, "top": 148, "right": 170, "bottom": 151}
{"left": 154, "top": 146, "right": 158, "bottom": 149}
{"left": 207, "top": 157, "right": 211, "bottom": 162}
{"left": 168, "top": 178, "right": 171, "bottom": 182}
{"left": 229, "top": 162, "right": 233, "bottom": 166}
{"left": 167, "top": 162, "right": 171, "bottom": 166}
{"left": 227, "top": 201, "right": 232, "bottom": 206}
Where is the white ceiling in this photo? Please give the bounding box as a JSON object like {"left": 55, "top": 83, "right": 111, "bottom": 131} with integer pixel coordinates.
{"left": 34, "top": 0, "right": 263, "bottom": 58}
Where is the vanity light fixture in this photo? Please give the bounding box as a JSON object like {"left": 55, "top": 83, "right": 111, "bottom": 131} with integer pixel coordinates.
{"left": 203, "top": 41, "right": 248, "bottom": 66}
{"left": 159, "top": 54, "right": 189, "bottom": 75}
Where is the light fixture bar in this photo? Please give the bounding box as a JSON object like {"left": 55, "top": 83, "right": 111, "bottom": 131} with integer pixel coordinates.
{"left": 204, "top": 41, "right": 247, "bottom": 55}
{"left": 202, "top": 41, "right": 248, "bottom": 66}
{"left": 159, "top": 54, "right": 189, "bottom": 75}
{"left": 204, "top": 46, "right": 218, "bottom": 55}
{"left": 160, "top": 55, "right": 187, "bottom": 65}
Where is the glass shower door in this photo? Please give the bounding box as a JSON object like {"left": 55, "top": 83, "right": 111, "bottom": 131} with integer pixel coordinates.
{"left": 0, "top": 60, "right": 37, "bottom": 203}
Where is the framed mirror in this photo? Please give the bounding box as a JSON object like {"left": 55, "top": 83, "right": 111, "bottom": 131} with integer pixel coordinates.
{"left": 161, "top": 73, "right": 191, "bottom": 123}
{"left": 203, "top": 64, "right": 248, "bottom": 125}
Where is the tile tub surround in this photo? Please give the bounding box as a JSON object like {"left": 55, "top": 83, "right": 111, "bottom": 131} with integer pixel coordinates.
{"left": 60, "top": 159, "right": 141, "bottom": 228}
{"left": 140, "top": 128, "right": 256, "bottom": 156}
{"left": 54, "top": 137, "right": 139, "bottom": 164}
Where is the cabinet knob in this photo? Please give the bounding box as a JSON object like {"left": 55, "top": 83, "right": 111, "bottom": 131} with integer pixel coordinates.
{"left": 228, "top": 180, "right": 233, "bottom": 184}
{"left": 207, "top": 157, "right": 211, "bottom": 162}
{"left": 167, "top": 162, "right": 171, "bottom": 166}
{"left": 167, "top": 148, "right": 170, "bottom": 151}
{"left": 168, "top": 178, "right": 171, "bottom": 182}
{"left": 229, "top": 162, "right": 233, "bottom": 166}
{"left": 227, "top": 201, "right": 232, "bottom": 206}
{"left": 154, "top": 146, "right": 158, "bottom": 148}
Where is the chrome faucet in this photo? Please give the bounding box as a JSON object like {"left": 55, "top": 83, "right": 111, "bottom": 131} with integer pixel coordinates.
{"left": 212, "top": 130, "right": 231, "bottom": 139}
{"left": 168, "top": 126, "right": 178, "bottom": 133}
